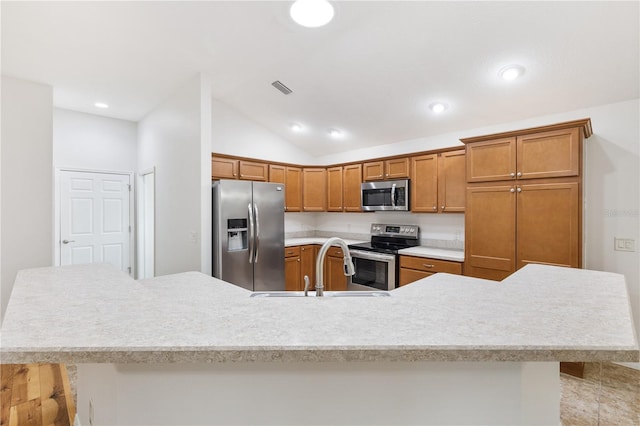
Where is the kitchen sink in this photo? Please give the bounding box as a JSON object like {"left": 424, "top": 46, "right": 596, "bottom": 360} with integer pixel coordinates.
{"left": 250, "top": 291, "right": 390, "bottom": 298}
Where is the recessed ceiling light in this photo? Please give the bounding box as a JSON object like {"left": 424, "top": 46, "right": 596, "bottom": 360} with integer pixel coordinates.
{"left": 94, "top": 102, "right": 109, "bottom": 109}
{"left": 499, "top": 65, "right": 525, "bottom": 81}
{"left": 290, "top": 123, "right": 302, "bottom": 132}
{"left": 290, "top": 0, "right": 334, "bottom": 28}
{"left": 328, "top": 129, "right": 342, "bottom": 138}
{"left": 429, "top": 102, "right": 448, "bottom": 113}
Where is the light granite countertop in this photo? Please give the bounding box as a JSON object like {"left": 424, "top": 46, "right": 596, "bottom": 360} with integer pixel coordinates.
{"left": 285, "top": 237, "right": 366, "bottom": 247}
{"left": 397, "top": 246, "right": 464, "bottom": 262}
{"left": 285, "top": 237, "right": 464, "bottom": 262}
{"left": 1, "top": 263, "right": 637, "bottom": 364}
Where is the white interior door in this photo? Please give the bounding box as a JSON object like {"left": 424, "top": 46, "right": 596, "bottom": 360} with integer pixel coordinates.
{"left": 60, "top": 170, "right": 132, "bottom": 274}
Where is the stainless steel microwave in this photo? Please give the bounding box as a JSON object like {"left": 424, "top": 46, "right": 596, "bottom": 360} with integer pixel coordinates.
{"left": 361, "top": 179, "right": 409, "bottom": 211}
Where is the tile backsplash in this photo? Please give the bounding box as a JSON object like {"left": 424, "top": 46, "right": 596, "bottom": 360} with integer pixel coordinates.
{"left": 285, "top": 212, "right": 465, "bottom": 250}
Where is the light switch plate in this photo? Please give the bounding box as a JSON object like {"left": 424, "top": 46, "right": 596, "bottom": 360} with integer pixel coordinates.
{"left": 614, "top": 238, "right": 635, "bottom": 252}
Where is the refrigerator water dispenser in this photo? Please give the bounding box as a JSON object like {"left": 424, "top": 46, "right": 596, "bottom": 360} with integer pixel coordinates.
{"left": 227, "top": 218, "right": 248, "bottom": 252}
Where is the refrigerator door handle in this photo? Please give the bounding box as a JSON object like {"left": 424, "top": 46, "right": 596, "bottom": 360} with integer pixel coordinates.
{"left": 247, "top": 203, "right": 254, "bottom": 264}
{"left": 254, "top": 203, "right": 260, "bottom": 263}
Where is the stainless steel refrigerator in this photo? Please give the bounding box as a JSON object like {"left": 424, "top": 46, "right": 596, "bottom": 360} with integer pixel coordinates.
{"left": 212, "top": 180, "right": 285, "bottom": 291}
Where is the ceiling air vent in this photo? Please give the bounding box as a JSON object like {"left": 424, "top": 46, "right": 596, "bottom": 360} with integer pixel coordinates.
{"left": 271, "top": 80, "right": 293, "bottom": 95}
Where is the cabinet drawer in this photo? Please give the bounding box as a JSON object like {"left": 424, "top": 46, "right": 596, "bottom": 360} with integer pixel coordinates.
{"left": 284, "top": 246, "right": 301, "bottom": 258}
{"left": 327, "top": 246, "right": 346, "bottom": 257}
{"left": 400, "top": 256, "right": 462, "bottom": 274}
{"left": 399, "top": 268, "right": 433, "bottom": 286}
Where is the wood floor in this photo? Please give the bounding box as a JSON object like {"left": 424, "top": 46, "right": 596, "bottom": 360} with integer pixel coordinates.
{"left": 0, "top": 364, "right": 75, "bottom": 426}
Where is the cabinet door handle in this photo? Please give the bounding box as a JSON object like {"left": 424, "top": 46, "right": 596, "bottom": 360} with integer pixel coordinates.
{"left": 441, "top": 205, "right": 445, "bottom": 210}
{"left": 301, "top": 247, "right": 305, "bottom": 251}
{"left": 423, "top": 264, "right": 435, "bottom": 268}
{"left": 516, "top": 172, "right": 522, "bottom": 177}
{"left": 510, "top": 188, "right": 515, "bottom": 193}
{"left": 432, "top": 205, "right": 437, "bottom": 210}
{"left": 297, "top": 259, "right": 300, "bottom": 262}
{"left": 510, "top": 172, "right": 516, "bottom": 178}
{"left": 517, "top": 187, "right": 522, "bottom": 193}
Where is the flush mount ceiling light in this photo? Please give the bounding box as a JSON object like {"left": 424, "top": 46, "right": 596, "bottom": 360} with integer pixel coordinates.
{"left": 499, "top": 65, "right": 525, "bottom": 81}
{"left": 290, "top": 0, "right": 334, "bottom": 28}
{"left": 290, "top": 123, "right": 302, "bottom": 132}
{"left": 328, "top": 129, "right": 342, "bottom": 138}
{"left": 429, "top": 102, "right": 448, "bottom": 113}
{"left": 94, "top": 102, "right": 109, "bottom": 108}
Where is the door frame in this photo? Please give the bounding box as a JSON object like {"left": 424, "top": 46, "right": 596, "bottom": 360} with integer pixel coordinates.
{"left": 137, "top": 167, "right": 156, "bottom": 279}
{"left": 54, "top": 167, "right": 135, "bottom": 275}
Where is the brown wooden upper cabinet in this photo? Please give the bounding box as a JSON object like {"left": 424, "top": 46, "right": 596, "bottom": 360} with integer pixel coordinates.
{"left": 212, "top": 156, "right": 267, "bottom": 181}
{"left": 302, "top": 168, "right": 327, "bottom": 211}
{"left": 269, "top": 165, "right": 302, "bottom": 212}
{"left": 238, "top": 160, "right": 268, "bottom": 181}
{"left": 410, "top": 150, "right": 465, "bottom": 213}
{"left": 212, "top": 156, "right": 238, "bottom": 179}
{"left": 363, "top": 157, "right": 410, "bottom": 181}
{"left": 438, "top": 150, "right": 466, "bottom": 212}
{"left": 464, "top": 125, "right": 584, "bottom": 183}
{"left": 410, "top": 154, "right": 438, "bottom": 212}
{"left": 327, "top": 166, "right": 343, "bottom": 212}
{"left": 343, "top": 164, "right": 362, "bottom": 212}
{"left": 327, "top": 164, "right": 363, "bottom": 212}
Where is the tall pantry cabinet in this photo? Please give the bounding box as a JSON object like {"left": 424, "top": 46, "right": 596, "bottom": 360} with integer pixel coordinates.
{"left": 461, "top": 119, "right": 592, "bottom": 281}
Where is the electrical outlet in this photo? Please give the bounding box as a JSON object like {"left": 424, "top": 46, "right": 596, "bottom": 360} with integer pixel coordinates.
{"left": 614, "top": 238, "right": 635, "bottom": 252}
{"left": 89, "top": 399, "right": 94, "bottom": 426}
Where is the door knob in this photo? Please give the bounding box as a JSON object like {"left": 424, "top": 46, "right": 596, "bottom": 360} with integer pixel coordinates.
{"left": 62, "top": 239, "right": 75, "bottom": 244}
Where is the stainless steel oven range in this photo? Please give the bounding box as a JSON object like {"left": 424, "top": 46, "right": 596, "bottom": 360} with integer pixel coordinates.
{"left": 348, "top": 223, "right": 419, "bottom": 291}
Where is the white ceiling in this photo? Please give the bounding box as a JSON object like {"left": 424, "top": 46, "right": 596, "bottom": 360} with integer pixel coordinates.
{"left": 2, "top": 1, "right": 638, "bottom": 156}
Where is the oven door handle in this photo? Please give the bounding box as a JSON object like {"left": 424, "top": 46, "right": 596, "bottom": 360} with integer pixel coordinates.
{"left": 349, "top": 249, "right": 396, "bottom": 262}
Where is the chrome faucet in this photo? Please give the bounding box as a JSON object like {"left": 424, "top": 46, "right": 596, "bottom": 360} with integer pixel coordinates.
{"left": 314, "top": 237, "right": 356, "bottom": 297}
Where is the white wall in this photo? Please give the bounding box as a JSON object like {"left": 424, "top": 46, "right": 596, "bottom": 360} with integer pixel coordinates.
{"left": 212, "top": 100, "right": 314, "bottom": 165}
{"left": 138, "top": 75, "right": 211, "bottom": 276}
{"left": 53, "top": 108, "right": 137, "bottom": 172}
{"left": 1, "top": 76, "right": 53, "bottom": 322}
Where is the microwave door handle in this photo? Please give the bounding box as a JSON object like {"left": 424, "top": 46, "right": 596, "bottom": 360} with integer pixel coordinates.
{"left": 391, "top": 183, "right": 396, "bottom": 208}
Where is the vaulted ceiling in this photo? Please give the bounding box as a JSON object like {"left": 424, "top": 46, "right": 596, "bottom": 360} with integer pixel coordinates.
{"left": 2, "top": 1, "right": 638, "bottom": 155}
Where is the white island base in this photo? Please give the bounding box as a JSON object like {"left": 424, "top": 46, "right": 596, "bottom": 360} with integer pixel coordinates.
{"left": 77, "top": 361, "right": 559, "bottom": 425}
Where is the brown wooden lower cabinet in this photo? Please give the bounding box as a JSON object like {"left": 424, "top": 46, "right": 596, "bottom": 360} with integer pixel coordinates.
{"left": 399, "top": 255, "right": 463, "bottom": 286}
{"left": 285, "top": 245, "right": 318, "bottom": 291}
{"left": 284, "top": 246, "right": 301, "bottom": 291}
{"left": 324, "top": 246, "right": 348, "bottom": 291}
{"left": 300, "top": 245, "right": 317, "bottom": 290}
{"left": 465, "top": 179, "right": 580, "bottom": 280}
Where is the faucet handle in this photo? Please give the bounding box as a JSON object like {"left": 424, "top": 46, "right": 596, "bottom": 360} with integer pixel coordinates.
{"left": 303, "top": 275, "right": 310, "bottom": 296}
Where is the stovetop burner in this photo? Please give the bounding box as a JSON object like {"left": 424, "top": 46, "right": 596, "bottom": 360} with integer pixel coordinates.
{"left": 348, "top": 223, "right": 420, "bottom": 254}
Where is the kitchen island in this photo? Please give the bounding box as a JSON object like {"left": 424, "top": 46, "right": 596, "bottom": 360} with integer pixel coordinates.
{"left": 1, "top": 263, "right": 637, "bottom": 425}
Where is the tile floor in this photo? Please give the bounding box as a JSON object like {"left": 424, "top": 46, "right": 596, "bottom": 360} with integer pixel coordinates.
{"left": 560, "top": 362, "right": 639, "bottom": 425}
